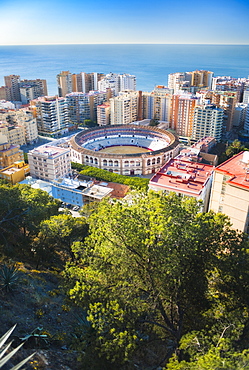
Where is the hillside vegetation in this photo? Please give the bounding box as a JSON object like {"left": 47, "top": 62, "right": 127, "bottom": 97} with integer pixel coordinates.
{"left": 0, "top": 182, "right": 249, "bottom": 369}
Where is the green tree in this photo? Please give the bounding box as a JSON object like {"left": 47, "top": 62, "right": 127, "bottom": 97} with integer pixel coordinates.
{"left": 0, "top": 183, "right": 60, "bottom": 257}
{"left": 166, "top": 334, "right": 249, "bottom": 370}
{"left": 64, "top": 192, "right": 249, "bottom": 368}
{"left": 219, "top": 140, "right": 248, "bottom": 164}
{"left": 18, "top": 184, "right": 60, "bottom": 238}
{"left": 0, "top": 184, "right": 27, "bottom": 251}
{"left": 34, "top": 214, "right": 88, "bottom": 267}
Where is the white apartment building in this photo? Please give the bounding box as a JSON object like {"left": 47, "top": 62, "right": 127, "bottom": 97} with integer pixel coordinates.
{"left": 244, "top": 104, "right": 249, "bottom": 133}
{"left": 168, "top": 72, "right": 188, "bottom": 93}
{"left": 119, "top": 74, "right": 136, "bottom": 91}
{"left": 28, "top": 145, "right": 72, "bottom": 181}
{"left": 110, "top": 91, "right": 139, "bottom": 125}
{"left": 243, "top": 89, "right": 249, "bottom": 104}
{"left": 98, "top": 73, "right": 136, "bottom": 96}
{"left": 30, "top": 96, "right": 69, "bottom": 137}
{"left": 192, "top": 104, "right": 224, "bottom": 142}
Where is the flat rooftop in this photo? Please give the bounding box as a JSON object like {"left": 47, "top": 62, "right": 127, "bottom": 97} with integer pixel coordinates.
{"left": 29, "top": 145, "right": 69, "bottom": 157}
{"left": 149, "top": 158, "right": 214, "bottom": 196}
{"left": 215, "top": 151, "right": 249, "bottom": 190}
{"left": 82, "top": 184, "right": 113, "bottom": 200}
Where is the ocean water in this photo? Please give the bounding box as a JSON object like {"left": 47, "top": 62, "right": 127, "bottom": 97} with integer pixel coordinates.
{"left": 0, "top": 44, "right": 249, "bottom": 96}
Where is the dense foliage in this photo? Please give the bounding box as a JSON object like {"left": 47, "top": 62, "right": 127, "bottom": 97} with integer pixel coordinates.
{"left": 71, "top": 162, "right": 149, "bottom": 190}
{"left": 219, "top": 139, "right": 249, "bottom": 164}
{"left": 1, "top": 180, "right": 249, "bottom": 369}
{"left": 64, "top": 191, "right": 249, "bottom": 368}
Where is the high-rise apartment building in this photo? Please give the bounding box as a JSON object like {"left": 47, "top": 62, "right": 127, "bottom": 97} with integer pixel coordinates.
{"left": 97, "top": 103, "right": 110, "bottom": 126}
{"left": 168, "top": 72, "right": 189, "bottom": 93}
{"left": 98, "top": 73, "right": 136, "bottom": 96}
{"left": 57, "top": 71, "right": 72, "bottom": 97}
{"left": 119, "top": 74, "right": 136, "bottom": 91}
{"left": 0, "top": 86, "right": 11, "bottom": 101}
{"left": 188, "top": 70, "right": 213, "bottom": 89}
{"left": 30, "top": 96, "right": 69, "bottom": 137}
{"left": 19, "top": 79, "right": 48, "bottom": 104}
{"left": 168, "top": 70, "right": 213, "bottom": 93}
{"left": 72, "top": 72, "right": 105, "bottom": 93}
{"left": 205, "top": 91, "right": 237, "bottom": 131}
{"left": 171, "top": 94, "right": 199, "bottom": 137}
{"left": 110, "top": 90, "right": 140, "bottom": 125}
{"left": 66, "top": 91, "right": 108, "bottom": 124}
{"left": 142, "top": 86, "right": 172, "bottom": 122}
{"left": 4, "top": 75, "right": 21, "bottom": 101}
{"left": 243, "top": 89, "right": 249, "bottom": 104}
{"left": 244, "top": 104, "right": 249, "bottom": 133}
{"left": 212, "top": 76, "right": 245, "bottom": 102}
{"left": 192, "top": 104, "right": 224, "bottom": 142}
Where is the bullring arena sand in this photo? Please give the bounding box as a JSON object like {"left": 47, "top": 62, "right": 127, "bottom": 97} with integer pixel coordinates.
{"left": 98, "top": 145, "right": 151, "bottom": 154}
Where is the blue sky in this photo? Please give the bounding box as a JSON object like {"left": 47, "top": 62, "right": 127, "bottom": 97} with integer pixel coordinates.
{"left": 0, "top": 0, "right": 248, "bottom": 45}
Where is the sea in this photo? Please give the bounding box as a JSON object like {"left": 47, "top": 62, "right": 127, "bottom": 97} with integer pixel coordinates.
{"left": 0, "top": 44, "right": 249, "bottom": 96}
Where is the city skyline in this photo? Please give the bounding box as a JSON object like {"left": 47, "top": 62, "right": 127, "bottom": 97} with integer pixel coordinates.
{"left": 0, "top": 0, "right": 249, "bottom": 45}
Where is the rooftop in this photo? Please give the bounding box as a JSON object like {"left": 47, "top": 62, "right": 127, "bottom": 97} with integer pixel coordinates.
{"left": 82, "top": 184, "right": 113, "bottom": 200}
{"left": 149, "top": 158, "right": 214, "bottom": 196}
{"left": 215, "top": 151, "right": 249, "bottom": 190}
{"left": 29, "top": 145, "right": 69, "bottom": 157}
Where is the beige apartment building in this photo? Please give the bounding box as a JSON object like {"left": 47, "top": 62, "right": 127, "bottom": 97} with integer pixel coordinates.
{"left": 0, "top": 123, "right": 26, "bottom": 146}
{"left": 110, "top": 90, "right": 140, "bottom": 125}
{"left": 57, "top": 71, "right": 72, "bottom": 97}
{"left": 4, "top": 75, "right": 21, "bottom": 101}
{"left": 142, "top": 86, "right": 172, "bottom": 123}
{"left": 209, "top": 151, "right": 249, "bottom": 233}
{"left": 0, "top": 110, "right": 38, "bottom": 145}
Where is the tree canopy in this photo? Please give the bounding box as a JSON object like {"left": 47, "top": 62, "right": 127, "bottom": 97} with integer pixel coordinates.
{"left": 64, "top": 191, "right": 249, "bottom": 368}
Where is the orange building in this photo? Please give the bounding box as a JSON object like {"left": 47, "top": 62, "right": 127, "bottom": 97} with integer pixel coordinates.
{"left": 0, "top": 139, "right": 24, "bottom": 168}
{"left": 171, "top": 94, "right": 199, "bottom": 137}
{"left": 0, "top": 161, "right": 30, "bottom": 184}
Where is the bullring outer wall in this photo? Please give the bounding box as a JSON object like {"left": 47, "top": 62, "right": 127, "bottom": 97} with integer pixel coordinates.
{"left": 70, "top": 125, "right": 180, "bottom": 175}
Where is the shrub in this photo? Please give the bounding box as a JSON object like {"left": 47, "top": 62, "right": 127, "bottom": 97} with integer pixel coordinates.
{"left": 71, "top": 163, "right": 149, "bottom": 190}
{"left": 0, "top": 264, "right": 21, "bottom": 293}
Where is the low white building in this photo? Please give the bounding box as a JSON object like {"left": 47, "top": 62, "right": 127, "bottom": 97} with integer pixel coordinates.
{"left": 28, "top": 145, "right": 72, "bottom": 181}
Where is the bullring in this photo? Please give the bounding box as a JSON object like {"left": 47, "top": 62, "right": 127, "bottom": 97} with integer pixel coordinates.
{"left": 70, "top": 125, "right": 180, "bottom": 175}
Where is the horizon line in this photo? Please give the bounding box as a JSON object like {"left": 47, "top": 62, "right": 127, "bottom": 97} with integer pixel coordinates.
{"left": 0, "top": 42, "right": 249, "bottom": 46}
